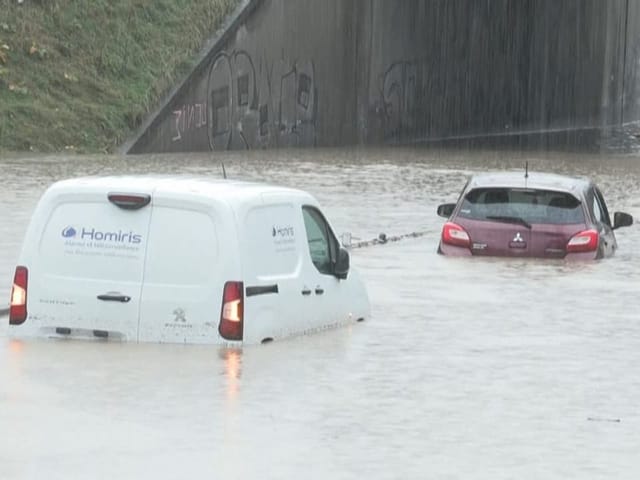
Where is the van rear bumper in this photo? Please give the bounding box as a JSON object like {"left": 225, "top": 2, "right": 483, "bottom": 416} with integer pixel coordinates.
{"left": 8, "top": 325, "right": 128, "bottom": 342}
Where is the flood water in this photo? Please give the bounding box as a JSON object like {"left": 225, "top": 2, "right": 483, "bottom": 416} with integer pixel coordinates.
{"left": 1, "top": 148, "right": 640, "bottom": 479}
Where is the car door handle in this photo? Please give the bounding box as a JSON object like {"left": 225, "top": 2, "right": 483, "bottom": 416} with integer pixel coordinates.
{"left": 315, "top": 287, "right": 324, "bottom": 295}
{"left": 301, "top": 288, "right": 312, "bottom": 296}
{"left": 97, "top": 294, "right": 131, "bottom": 303}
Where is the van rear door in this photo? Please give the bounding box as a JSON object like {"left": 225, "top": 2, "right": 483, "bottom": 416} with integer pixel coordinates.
{"left": 28, "top": 190, "right": 152, "bottom": 340}
{"left": 137, "top": 197, "right": 231, "bottom": 344}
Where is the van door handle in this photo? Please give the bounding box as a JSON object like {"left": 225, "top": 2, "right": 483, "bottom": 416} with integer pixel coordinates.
{"left": 315, "top": 287, "right": 324, "bottom": 295}
{"left": 246, "top": 284, "right": 279, "bottom": 297}
{"left": 301, "top": 288, "right": 312, "bottom": 296}
{"left": 97, "top": 294, "right": 131, "bottom": 303}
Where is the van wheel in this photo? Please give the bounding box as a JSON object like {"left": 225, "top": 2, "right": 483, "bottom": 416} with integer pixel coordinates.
{"left": 261, "top": 337, "right": 274, "bottom": 344}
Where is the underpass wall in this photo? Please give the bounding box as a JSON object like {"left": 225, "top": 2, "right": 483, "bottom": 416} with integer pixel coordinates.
{"left": 128, "top": 0, "right": 360, "bottom": 153}
{"left": 624, "top": 0, "right": 640, "bottom": 124}
{"left": 127, "top": 0, "right": 640, "bottom": 153}
{"left": 361, "top": 0, "right": 629, "bottom": 145}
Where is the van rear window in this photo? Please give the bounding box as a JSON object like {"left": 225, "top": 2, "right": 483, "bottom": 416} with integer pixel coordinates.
{"left": 458, "top": 188, "right": 585, "bottom": 225}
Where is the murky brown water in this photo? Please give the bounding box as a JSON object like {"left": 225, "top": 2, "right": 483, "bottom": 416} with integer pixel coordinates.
{"left": 1, "top": 148, "right": 640, "bottom": 479}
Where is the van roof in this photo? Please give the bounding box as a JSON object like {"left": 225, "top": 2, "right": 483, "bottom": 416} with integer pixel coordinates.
{"left": 49, "top": 175, "right": 312, "bottom": 202}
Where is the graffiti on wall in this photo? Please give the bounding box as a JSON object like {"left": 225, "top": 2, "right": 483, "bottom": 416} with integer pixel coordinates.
{"left": 172, "top": 103, "right": 208, "bottom": 142}
{"left": 373, "top": 60, "right": 426, "bottom": 141}
{"left": 204, "top": 50, "right": 317, "bottom": 150}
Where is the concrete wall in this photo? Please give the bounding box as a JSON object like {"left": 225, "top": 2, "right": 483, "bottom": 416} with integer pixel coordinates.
{"left": 624, "top": 0, "right": 640, "bottom": 124}
{"left": 127, "top": 0, "right": 640, "bottom": 153}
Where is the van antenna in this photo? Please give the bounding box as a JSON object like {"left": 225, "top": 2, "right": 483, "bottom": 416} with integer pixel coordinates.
{"left": 524, "top": 161, "right": 529, "bottom": 179}
{"left": 220, "top": 158, "right": 227, "bottom": 179}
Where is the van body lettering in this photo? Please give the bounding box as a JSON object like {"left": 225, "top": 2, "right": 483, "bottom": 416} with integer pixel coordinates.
{"left": 80, "top": 228, "right": 142, "bottom": 244}
{"left": 272, "top": 225, "right": 294, "bottom": 237}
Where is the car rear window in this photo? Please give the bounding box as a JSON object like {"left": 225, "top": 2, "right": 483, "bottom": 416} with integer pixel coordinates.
{"left": 457, "top": 188, "right": 585, "bottom": 225}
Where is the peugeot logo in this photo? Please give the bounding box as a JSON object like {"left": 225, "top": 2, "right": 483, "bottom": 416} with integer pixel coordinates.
{"left": 173, "top": 308, "right": 186, "bottom": 323}
{"left": 512, "top": 232, "right": 524, "bottom": 243}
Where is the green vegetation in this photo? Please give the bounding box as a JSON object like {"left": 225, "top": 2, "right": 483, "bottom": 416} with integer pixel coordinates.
{"left": 0, "top": 0, "right": 238, "bottom": 153}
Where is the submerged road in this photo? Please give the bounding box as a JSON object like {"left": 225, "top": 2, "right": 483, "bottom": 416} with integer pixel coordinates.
{"left": 1, "top": 148, "right": 640, "bottom": 479}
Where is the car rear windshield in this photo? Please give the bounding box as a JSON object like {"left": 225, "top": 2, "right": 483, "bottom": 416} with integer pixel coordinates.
{"left": 457, "top": 188, "right": 585, "bottom": 225}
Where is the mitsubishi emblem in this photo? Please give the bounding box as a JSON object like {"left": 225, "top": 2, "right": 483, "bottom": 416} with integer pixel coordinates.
{"left": 512, "top": 232, "right": 524, "bottom": 243}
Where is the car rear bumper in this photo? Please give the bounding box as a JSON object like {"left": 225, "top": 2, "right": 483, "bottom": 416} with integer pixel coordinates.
{"left": 438, "top": 242, "right": 600, "bottom": 260}
{"left": 438, "top": 243, "right": 473, "bottom": 256}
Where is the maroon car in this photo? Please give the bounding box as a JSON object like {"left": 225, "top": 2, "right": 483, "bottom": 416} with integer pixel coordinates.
{"left": 437, "top": 171, "right": 633, "bottom": 259}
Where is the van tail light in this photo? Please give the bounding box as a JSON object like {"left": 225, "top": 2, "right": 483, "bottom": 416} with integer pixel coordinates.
{"left": 218, "top": 281, "right": 244, "bottom": 341}
{"left": 441, "top": 222, "right": 471, "bottom": 248}
{"left": 108, "top": 193, "right": 151, "bottom": 210}
{"left": 9, "top": 266, "right": 28, "bottom": 325}
{"left": 566, "top": 229, "right": 599, "bottom": 253}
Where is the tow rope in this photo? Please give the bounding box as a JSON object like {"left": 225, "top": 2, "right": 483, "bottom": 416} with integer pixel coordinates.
{"left": 341, "top": 231, "right": 431, "bottom": 249}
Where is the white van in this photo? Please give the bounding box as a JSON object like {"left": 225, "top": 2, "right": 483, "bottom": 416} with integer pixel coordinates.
{"left": 7, "top": 176, "right": 370, "bottom": 344}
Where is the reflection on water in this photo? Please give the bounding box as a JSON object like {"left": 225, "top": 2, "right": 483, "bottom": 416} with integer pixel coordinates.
{"left": 1, "top": 148, "right": 640, "bottom": 479}
{"left": 221, "top": 348, "right": 242, "bottom": 401}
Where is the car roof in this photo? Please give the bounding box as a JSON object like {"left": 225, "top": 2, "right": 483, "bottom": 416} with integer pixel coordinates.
{"left": 467, "top": 171, "right": 592, "bottom": 194}
{"left": 49, "top": 175, "right": 312, "bottom": 203}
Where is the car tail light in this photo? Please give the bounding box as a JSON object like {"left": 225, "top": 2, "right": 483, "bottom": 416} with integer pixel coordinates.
{"left": 9, "top": 266, "right": 28, "bottom": 325}
{"left": 218, "top": 281, "right": 244, "bottom": 341}
{"left": 441, "top": 222, "right": 471, "bottom": 248}
{"left": 566, "top": 229, "right": 599, "bottom": 253}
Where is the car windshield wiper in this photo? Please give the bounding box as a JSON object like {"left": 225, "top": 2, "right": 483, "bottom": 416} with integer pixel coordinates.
{"left": 485, "top": 215, "right": 532, "bottom": 229}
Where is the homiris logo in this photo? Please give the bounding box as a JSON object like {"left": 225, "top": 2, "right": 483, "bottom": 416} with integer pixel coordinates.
{"left": 272, "top": 225, "right": 294, "bottom": 237}
{"left": 62, "top": 226, "right": 142, "bottom": 244}
{"left": 61, "top": 226, "right": 77, "bottom": 238}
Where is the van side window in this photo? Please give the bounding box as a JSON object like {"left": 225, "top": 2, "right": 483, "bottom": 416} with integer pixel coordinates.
{"left": 302, "top": 206, "right": 336, "bottom": 275}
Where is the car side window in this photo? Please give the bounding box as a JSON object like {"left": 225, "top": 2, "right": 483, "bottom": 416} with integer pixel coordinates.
{"left": 302, "top": 206, "right": 336, "bottom": 275}
{"left": 592, "top": 194, "right": 603, "bottom": 223}
{"left": 594, "top": 188, "right": 612, "bottom": 227}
